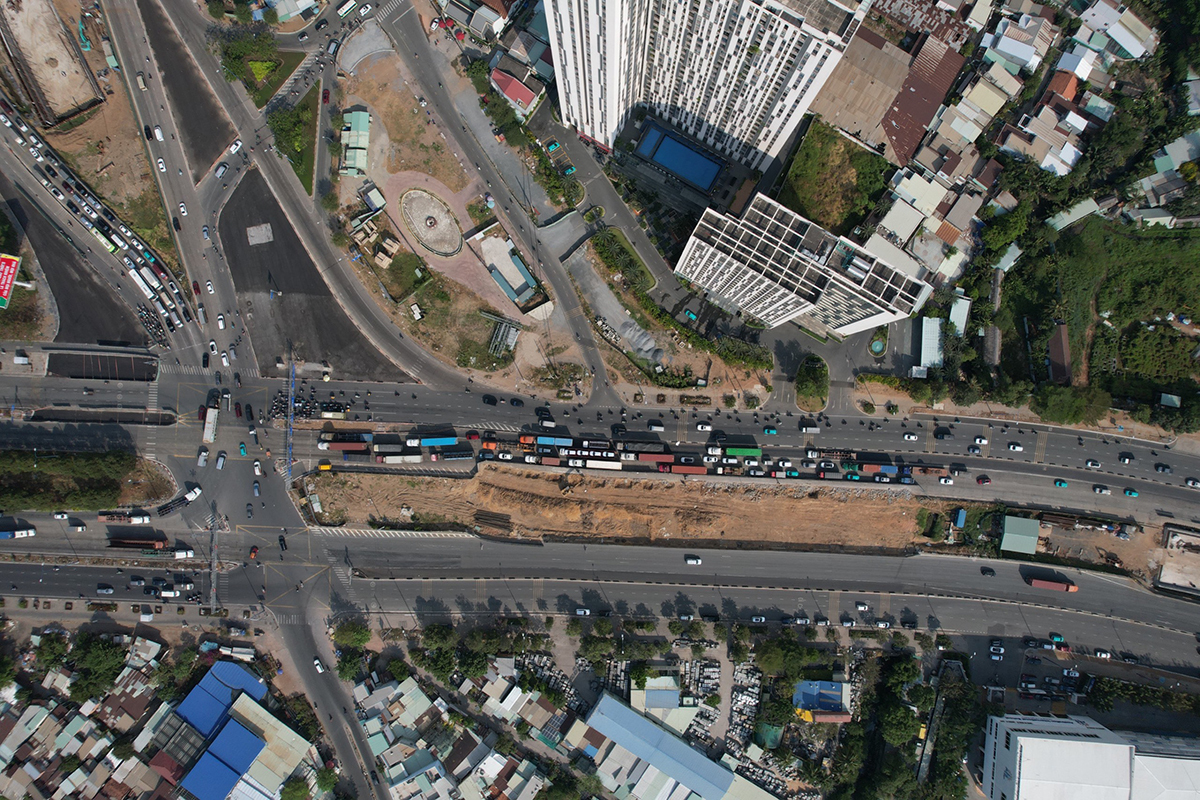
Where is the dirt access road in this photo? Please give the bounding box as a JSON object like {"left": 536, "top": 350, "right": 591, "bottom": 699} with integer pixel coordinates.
{"left": 312, "top": 468, "right": 930, "bottom": 549}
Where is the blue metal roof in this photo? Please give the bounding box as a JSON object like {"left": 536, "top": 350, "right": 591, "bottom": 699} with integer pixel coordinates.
{"left": 209, "top": 719, "right": 265, "bottom": 775}
{"left": 792, "top": 680, "right": 844, "bottom": 712}
{"left": 177, "top": 662, "right": 267, "bottom": 737}
{"left": 181, "top": 751, "right": 242, "bottom": 800}
{"left": 585, "top": 693, "right": 734, "bottom": 800}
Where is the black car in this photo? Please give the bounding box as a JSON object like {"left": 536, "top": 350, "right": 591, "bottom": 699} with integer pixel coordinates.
{"left": 144, "top": 125, "right": 153, "bottom": 140}
{"left": 1155, "top": 463, "right": 1172, "bottom": 473}
{"left": 482, "top": 394, "right": 498, "bottom": 405}
{"left": 510, "top": 398, "right": 524, "bottom": 407}
{"left": 279, "top": 534, "right": 288, "bottom": 551}
{"left": 316, "top": 17, "right": 329, "bottom": 29}
{"left": 234, "top": 372, "right": 241, "bottom": 388}
{"left": 143, "top": 586, "right": 159, "bottom": 596}
{"left": 66, "top": 201, "right": 79, "bottom": 214}
{"left": 202, "top": 352, "right": 210, "bottom": 368}
{"left": 535, "top": 406, "right": 551, "bottom": 418}
{"left": 980, "top": 566, "right": 996, "bottom": 576}
{"left": 172, "top": 217, "right": 181, "bottom": 231}
{"left": 245, "top": 403, "right": 253, "bottom": 420}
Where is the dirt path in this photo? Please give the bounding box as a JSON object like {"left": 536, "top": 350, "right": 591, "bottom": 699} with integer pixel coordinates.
{"left": 1076, "top": 290, "right": 1099, "bottom": 387}
{"left": 313, "top": 468, "right": 933, "bottom": 549}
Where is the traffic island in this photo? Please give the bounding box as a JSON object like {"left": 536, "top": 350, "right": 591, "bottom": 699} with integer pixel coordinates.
{"left": 399, "top": 189, "right": 463, "bottom": 256}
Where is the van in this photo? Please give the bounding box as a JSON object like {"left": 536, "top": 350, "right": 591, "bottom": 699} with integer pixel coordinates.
{"left": 159, "top": 585, "right": 179, "bottom": 598}
{"left": 136, "top": 73, "right": 147, "bottom": 91}
{"left": 539, "top": 418, "right": 556, "bottom": 429}
{"left": 647, "top": 420, "right": 665, "bottom": 432}
{"left": 215, "top": 162, "right": 228, "bottom": 178}
{"left": 327, "top": 39, "right": 340, "bottom": 55}
{"left": 197, "top": 304, "right": 207, "bottom": 325}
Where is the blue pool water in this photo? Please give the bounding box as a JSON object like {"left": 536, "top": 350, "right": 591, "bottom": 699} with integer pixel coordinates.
{"left": 635, "top": 122, "right": 724, "bottom": 192}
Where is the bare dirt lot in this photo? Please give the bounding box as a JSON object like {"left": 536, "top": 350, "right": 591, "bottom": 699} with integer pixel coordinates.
{"left": 312, "top": 468, "right": 930, "bottom": 548}
{"left": 343, "top": 53, "right": 469, "bottom": 193}
{"left": 0, "top": 0, "right": 100, "bottom": 120}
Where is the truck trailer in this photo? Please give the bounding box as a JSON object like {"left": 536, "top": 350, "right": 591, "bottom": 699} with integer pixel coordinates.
{"left": 1026, "top": 577, "right": 1078, "bottom": 592}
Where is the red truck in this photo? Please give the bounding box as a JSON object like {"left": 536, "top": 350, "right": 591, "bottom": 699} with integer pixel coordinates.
{"left": 1026, "top": 577, "right": 1078, "bottom": 592}
{"left": 638, "top": 453, "right": 675, "bottom": 463}
{"left": 658, "top": 464, "right": 707, "bottom": 475}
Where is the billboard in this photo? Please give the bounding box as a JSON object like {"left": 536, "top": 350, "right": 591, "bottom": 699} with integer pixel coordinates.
{"left": 0, "top": 254, "right": 19, "bottom": 310}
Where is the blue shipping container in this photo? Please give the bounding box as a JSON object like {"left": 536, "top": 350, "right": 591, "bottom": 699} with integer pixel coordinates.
{"left": 879, "top": 465, "right": 899, "bottom": 474}
{"left": 536, "top": 436, "right": 557, "bottom": 446}
{"left": 421, "top": 436, "right": 458, "bottom": 447}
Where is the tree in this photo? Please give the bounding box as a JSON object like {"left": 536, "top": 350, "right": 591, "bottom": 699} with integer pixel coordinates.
{"left": 321, "top": 191, "right": 340, "bottom": 213}
{"left": 592, "top": 618, "right": 613, "bottom": 637}
{"left": 565, "top": 619, "right": 582, "bottom": 637}
{"left": 333, "top": 620, "right": 371, "bottom": 649}
{"left": 878, "top": 700, "right": 921, "bottom": 746}
{"left": 69, "top": 633, "right": 126, "bottom": 702}
{"left": 36, "top": 632, "right": 69, "bottom": 668}
{"left": 336, "top": 651, "right": 361, "bottom": 681}
{"left": 112, "top": 739, "right": 136, "bottom": 760}
{"left": 629, "top": 661, "right": 652, "bottom": 690}
{"left": 316, "top": 768, "right": 338, "bottom": 792}
{"left": 207, "top": 0, "right": 226, "bottom": 18}
{"left": 233, "top": 2, "right": 253, "bottom": 23}
{"left": 422, "top": 623, "right": 457, "bottom": 650}
{"left": 1032, "top": 384, "right": 1111, "bottom": 425}
{"left": 794, "top": 355, "right": 829, "bottom": 399}
{"left": 263, "top": 6, "right": 279, "bottom": 24}
{"left": 280, "top": 777, "right": 311, "bottom": 800}
{"left": 908, "top": 683, "right": 936, "bottom": 712}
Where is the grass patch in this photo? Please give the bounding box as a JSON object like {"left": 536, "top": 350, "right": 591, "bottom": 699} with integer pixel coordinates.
{"left": 249, "top": 51, "right": 305, "bottom": 108}
{"left": 380, "top": 252, "right": 430, "bottom": 301}
{"left": 775, "top": 119, "right": 890, "bottom": 236}
{"left": 0, "top": 449, "right": 136, "bottom": 510}
{"left": 0, "top": 286, "right": 44, "bottom": 339}
{"left": 466, "top": 198, "right": 494, "bottom": 227}
{"left": 271, "top": 85, "right": 319, "bottom": 193}
{"left": 794, "top": 354, "right": 829, "bottom": 412}
{"left": 53, "top": 107, "right": 99, "bottom": 134}
{"left": 113, "top": 188, "right": 181, "bottom": 279}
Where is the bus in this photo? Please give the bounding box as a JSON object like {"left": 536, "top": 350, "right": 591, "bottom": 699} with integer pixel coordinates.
{"left": 725, "top": 446, "right": 763, "bottom": 458}
{"left": 336, "top": 0, "right": 357, "bottom": 16}
{"left": 92, "top": 228, "right": 118, "bottom": 254}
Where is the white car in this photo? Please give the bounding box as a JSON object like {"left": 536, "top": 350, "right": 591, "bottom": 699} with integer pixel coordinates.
{"left": 903, "top": 432, "right": 918, "bottom": 441}
{"left": 939, "top": 476, "right": 954, "bottom": 485}
{"left": 179, "top": 202, "right": 187, "bottom": 216}
{"left": 209, "top": 339, "right": 218, "bottom": 354}
{"left": 217, "top": 314, "right": 226, "bottom": 330}
{"left": 575, "top": 608, "right": 590, "bottom": 616}
{"left": 1187, "top": 478, "right": 1200, "bottom": 488}
{"left": 359, "top": 2, "right": 372, "bottom": 14}
{"left": 1086, "top": 459, "right": 1101, "bottom": 468}
{"left": 52, "top": 512, "right": 68, "bottom": 520}
{"left": 855, "top": 601, "right": 869, "bottom": 611}
{"left": 1095, "top": 649, "right": 1112, "bottom": 659}
{"left": 0, "top": 114, "right": 9, "bottom": 127}
{"left": 1009, "top": 443, "right": 1023, "bottom": 451}
{"left": 702, "top": 455, "right": 718, "bottom": 464}
{"left": 751, "top": 615, "right": 767, "bottom": 623}
{"left": 1094, "top": 485, "right": 1111, "bottom": 495}
{"left": 776, "top": 458, "right": 792, "bottom": 468}
{"left": 313, "top": 657, "right": 325, "bottom": 673}
{"left": 253, "top": 460, "right": 262, "bottom": 476}
{"left": 28, "top": 146, "right": 43, "bottom": 162}
{"left": 696, "top": 422, "right": 712, "bottom": 431}
{"left": 229, "top": 139, "right": 243, "bottom": 154}
{"left": 157, "top": 158, "right": 166, "bottom": 172}
{"left": 221, "top": 351, "right": 230, "bottom": 367}
{"left": 497, "top": 451, "right": 514, "bottom": 460}
{"left": 975, "top": 436, "right": 988, "bottom": 444}
{"left": 206, "top": 280, "right": 214, "bottom": 294}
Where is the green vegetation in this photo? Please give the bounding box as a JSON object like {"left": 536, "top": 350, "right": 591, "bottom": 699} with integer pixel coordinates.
{"left": 68, "top": 633, "right": 127, "bottom": 702}
{"left": 0, "top": 449, "right": 136, "bottom": 511}
{"left": 268, "top": 86, "right": 319, "bottom": 193}
{"left": 280, "top": 777, "right": 310, "bottom": 800}
{"left": 285, "top": 694, "right": 321, "bottom": 741}
{"left": 531, "top": 148, "right": 583, "bottom": 207}
{"left": 411, "top": 621, "right": 547, "bottom": 684}
{"left": 316, "top": 768, "right": 338, "bottom": 793}
{"left": 466, "top": 198, "right": 494, "bottom": 226}
{"left": 333, "top": 620, "right": 371, "bottom": 649}
{"left": 381, "top": 252, "right": 430, "bottom": 300}
{"left": 794, "top": 355, "right": 829, "bottom": 411}
{"left": 1031, "top": 384, "right": 1110, "bottom": 425}
{"left": 776, "top": 120, "right": 891, "bottom": 236}
{"left": 1089, "top": 676, "right": 1200, "bottom": 714}
{"left": 249, "top": 50, "right": 306, "bottom": 108}
{"left": 207, "top": 0, "right": 226, "bottom": 18}
{"left": 115, "top": 188, "right": 180, "bottom": 279}
{"left": 151, "top": 647, "right": 199, "bottom": 702}
{"left": 35, "top": 633, "right": 69, "bottom": 669}
{"left": 210, "top": 24, "right": 278, "bottom": 83}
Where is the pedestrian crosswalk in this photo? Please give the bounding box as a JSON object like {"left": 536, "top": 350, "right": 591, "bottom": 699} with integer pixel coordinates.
{"left": 159, "top": 363, "right": 208, "bottom": 376}
{"left": 312, "top": 527, "right": 474, "bottom": 540}
{"left": 379, "top": 0, "right": 404, "bottom": 16}
{"left": 144, "top": 379, "right": 160, "bottom": 459}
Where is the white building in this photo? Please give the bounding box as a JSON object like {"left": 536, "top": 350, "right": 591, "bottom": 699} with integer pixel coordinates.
{"left": 674, "top": 193, "right": 931, "bottom": 335}
{"left": 982, "top": 714, "right": 1200, "bottom": 800}
{"left": 545, "top": 0, "right": 869, "bottom": 170}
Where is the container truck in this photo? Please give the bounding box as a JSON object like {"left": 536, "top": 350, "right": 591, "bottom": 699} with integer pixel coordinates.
{"left": 108, "top": 537, "right": 166, "bottom": 549}
{"left": 0, "top": 528, "right": 35, "bottom": 539}
{"left": 585, "top": 460, "right": 621, "bottom": 470}
{"left": 129, "top": 270, "right": 155, "bottom": 299}
{"left": 801, "top": 426, "right": 821, "bottom": 434}
{"left": 376, "top": 453, "right": 423, "bottom": 464}
{"left": 541, "top": 456, "right": 561, "bottom": 467}
{"left": 202, "top": 407, "right": 218, "bottom": 443}
{"left": 637, "top": 453, "right": 675, "bottom": 463}
{"left": 406, "top": 435, "right": 458, "bottom": 448}
{"left": 659, "top": 464, "right": 708, "bottom": 475}
{"left": 618, "top": 440, "right": 668, "bottom": 453}
{"left": 536, "top": 435, "right": 574, "bottom": 448}
{"left": 325, "top": 441, "right": 369, "bottom": 452}
{"left": 98, "top": 512, "right": 151, "bottom": 524}
{"left": 431, "top": 448, "right": 474, "bottom": 461}
{"left": 1026, "top": 577, "right": 1078, "bottom": 592}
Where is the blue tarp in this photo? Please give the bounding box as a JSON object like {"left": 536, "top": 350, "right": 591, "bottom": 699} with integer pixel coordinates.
{"left": 181, "top": 752, "right": 242, "bottom": 800}
{"left": 792, "top": 680, "right": 844, "bottom": 712}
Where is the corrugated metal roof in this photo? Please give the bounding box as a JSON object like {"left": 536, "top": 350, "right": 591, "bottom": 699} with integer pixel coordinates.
{"left": 181, "top": 751, "right": 242, "bottom": 800}
{"left": 209, "top": 719, "right": 265, "bottom": 775}
{"left": 586, "top": 694, "right": 735, "bottom": 800}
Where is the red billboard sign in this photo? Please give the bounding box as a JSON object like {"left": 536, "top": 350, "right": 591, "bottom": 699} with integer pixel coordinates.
{"left": 0, "top": 254, "right": 19, "bottom": 310}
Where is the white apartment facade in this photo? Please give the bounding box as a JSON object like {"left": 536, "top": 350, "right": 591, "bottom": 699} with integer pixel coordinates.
{"left": 674, "top": 193, "right": 931, "bottom": 334}
{"left": 545, "top": 0, "right": 869, "bottom": 170}
{"left": 982, "top": 714, "right": 1200, "bottom": 800}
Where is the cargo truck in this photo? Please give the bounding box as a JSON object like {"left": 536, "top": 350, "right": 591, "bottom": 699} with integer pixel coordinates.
{"left": 406, "top": 435, "right": 458, "bottom": 448}
{"left": 1026, "top": 577, "right": 1078, "bottom": 592}
{"left": 637, "top": 453, "right": 674, "bottom": 463}
{"left": 97, "top": 512, "right": 151, "bottom": 524}
{"left": 0, "top": 528, "right": 35, "bottom": 539}
{"left": 108, "top": 537, "right": 166, "bottom": 549}
{"left": 376, "top": 453, "right": 423, "bottom": 464}
{"left": 659, "top": 464, "right": 708, "bottom": 475}
{"left": 618, "top": 441, "right": 668, "bottom": 453}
